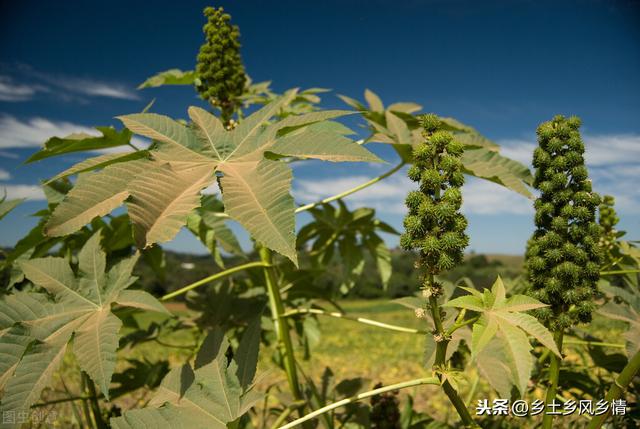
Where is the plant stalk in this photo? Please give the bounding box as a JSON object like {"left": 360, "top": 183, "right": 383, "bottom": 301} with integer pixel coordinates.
{"left": 564, "top": 339, "right": 625, "bottom": 349}
{"left": 160, "top": 261, "right": 270, "bottom": 301}
{"left": 295, "top": 161, "right": 405, "bottom": 212}
{"left": 278, "top": 377, "right": 440, "bottom": 429}
{"left": 259, "top": 247, "right": 303, "bottom": 401}
{"left": 82, "top": 373, "right": 107, "bottom": 429}
{"left": 283, "top": 308, "right": 426, "bottom": 334}
{"left": 428, "top": 292, "right": 477, "bottom": 427}
{"left": 587, "top": 347, "right": 640, "bottom": 429}
{"left": 542, "top": 330, "right": 564, "bottom": 429}
{"left": 600, "top": 269, "right": 640, "bottom": 276}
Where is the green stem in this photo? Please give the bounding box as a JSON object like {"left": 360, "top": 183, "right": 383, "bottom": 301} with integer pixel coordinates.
{"left": 464, "top": 373, "right": 479, "bottom": 407}
{"left": 445, "top": 315, "right": 480, "bottom": 337}
{"left": 259, "top": 247, "right": 303, "bottom": 401}
{"left": 32, "top": 394, "right": 103, "bottom": 408}
{"left": 600, "top": 269, "right": 640, "bottom": 276}
{"left": 160, "top": 261, "right": 270, "bottom": 301}
{"left": 564, "top": 339, "right": 625, "bottom": 349}
{"left": 83, "top": 373, "right": 107, "bottom": 429}
{"left": 428, "top": 292, "right": 477, "bottom": 427}
{"left": 587, "top": 347, "right": 640, "bottom": 429}
{"left": 270, "top": 401, "right": 306, "bottom": 429}
{"left": 542, "top": 330, "right": 564, "bottom": 429}
{"left": 80, "top": 374, "right": 95, "bottom": 429}
{"left": 277, "top": 377, "right": 440, "bottom": 429}
{"left": 295, "top": 161, "right": 405, "bottom": 212}
{"left": 283, "top": 308, "right": 426, "bottom": 334}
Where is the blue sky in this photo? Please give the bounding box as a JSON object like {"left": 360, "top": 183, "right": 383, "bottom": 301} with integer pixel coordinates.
{"left": 0, "top": 0, "right": 638, "bottom": 255}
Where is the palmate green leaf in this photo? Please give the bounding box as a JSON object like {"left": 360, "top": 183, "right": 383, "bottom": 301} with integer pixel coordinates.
{"left": 111, "top": 330, "right": 262, "bottom": 429}
{"left": 138, "top": 69, "right": 197, "bottom": 89}
{"left": 46, "top": 92, "right": 378, "bottom": 265}
{"left": 45, "top": 159, "right": 150, "bottom": 236}
{"left": 444, "top": 276, "right": 559, "bottom": 396}
{"left": 0, "top": 232, "right": 167, "bottom": 412}
{"left": 221, "top": 159, "right": 296, "bottom": 261}
{"left": 341, "top": 89, "right": 533, "bottom": 197}
{"left": 299, "top": 201, "right": 394, "bottom": 290}
{"left": 127, "top": 163, "right": 216, "bottom": 248}
{"left": 26, "top": 126, "right": 134, "bottom": 163}
{"left": 461, "top": 148, "right": 533, "bottom": 198}
{"left": 598, "top": 283, "right": 640, "bottom": 355}
{"left": 186, "top": 195, "right": 243, "bottom": 267}
{"left": 46, "top": 151, "right": 149, "bottom": 184}
{"left": 0, "top": 196, "right": 23, "bottom": 221}
{"left": 73, "top": 308, "right": 122, "bottom": 398}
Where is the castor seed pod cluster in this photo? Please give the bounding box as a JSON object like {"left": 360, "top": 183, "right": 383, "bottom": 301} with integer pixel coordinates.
{"left": 400, "top": 114, "right": 469, "bottom": 293}
{"left": 525, "top": 115, "right": 602, "bottom": 331}
{"left": 196, "top": 6, "right": 247, "bottom": 121}
{"left": 598, "top": 195, "right": 619, "bottom": 255}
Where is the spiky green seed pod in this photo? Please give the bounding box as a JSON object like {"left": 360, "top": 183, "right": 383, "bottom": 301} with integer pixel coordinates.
{"left": 196, "top": 6, "right": 247, "bottom": 121}
{"left": 525, "top": 115, "right": 602, "bottom": 331}
{"left": 402, "top": 114, "right": 468, "bottom": 283}
{"left": 598, "top": 195, "right": 620, "bottom": 265}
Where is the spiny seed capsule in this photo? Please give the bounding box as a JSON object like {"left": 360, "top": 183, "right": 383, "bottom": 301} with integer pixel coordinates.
{"left": 196, "top": 6, "right": 247, "bottom": 121}
{"left": 402, "top": 113, "right": 468, "bottom": 284}
{"left": 598, "top": 195, "right": 622, "bottom": 266}
{"left": 525, "top": 115, "right": 602, "bottom": 331}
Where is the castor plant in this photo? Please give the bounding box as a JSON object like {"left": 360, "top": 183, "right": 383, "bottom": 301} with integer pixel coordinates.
{"left": 196, "top": 6, "right": 247, "bottom": 122}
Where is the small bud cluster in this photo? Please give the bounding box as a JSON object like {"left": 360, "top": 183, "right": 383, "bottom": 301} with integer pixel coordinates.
{"left": 196, "top": 7, "right": 247, "bottom": 121}
{"left": 525, "top": 115, "right": 602, "bottom": 330}
{"left": 400, "top": 114, "right": 469, "bottom": 288}
{"left": 598, "top": 195, "right": 619, "bottom": 259}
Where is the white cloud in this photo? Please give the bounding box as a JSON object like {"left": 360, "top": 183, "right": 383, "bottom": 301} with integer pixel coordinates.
{"left": 1, "top": 184, "right": 46, "bottom": 201}
{"left": 499, "top": 133, "right": 640, "bottom": 213}
{"left": 461, "top": 178, "right": 533, "bottom": 215}
{"left": 51, "top": 78, "right": 139, "bottom": 101}
{"left": 0, "top": 75, "right": 48, "bottom": 102}
{"left": 294, "top": 173, "right": 411, "bottom": 215}
{"left": 584, "top": 134, "right": 640, "bottom": 166}
{"left": 0, "top": 115, "right": 148, "bottom": 151}
{"left": 498, "top": 133, "right": 640, "bottom": 167}
{"left": 1, "top": 66, "right": 139, "bottom": 101}
{"left": 0, "top": 115, "right": 94, "bottom": 148}
{"left": 0, "top": 169, "right": 10, "bottom": 180}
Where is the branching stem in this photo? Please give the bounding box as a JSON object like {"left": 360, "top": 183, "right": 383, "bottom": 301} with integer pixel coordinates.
{"left": 542, "top": 330, "right": 564, "bottom": 429}
{"left": 277, "top": 377, "right": 440, "bottom": 429}
{"left": 160, "top": 261, "right": 270, "bottom": 301}
{"left": 260, "top": 247, "right": 303, "bottom": 402}
{"left": 586, "top": 347, "right": 640, "bottom": 428}
{"left": 428, "top": 292, "right": 477, "bottom": 427}
{"left": 283, "top": 307, "right": 426, "bottom": 334}
{"left": 295, "top": 161, "right": 405, "bottom": 212}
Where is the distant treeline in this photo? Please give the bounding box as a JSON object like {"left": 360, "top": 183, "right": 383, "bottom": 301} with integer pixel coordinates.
{"left": 1, "top": 246, "right": 524, "bottom": 299}
{"left": 131, "top": 248, "right": 524, "bottom": 299}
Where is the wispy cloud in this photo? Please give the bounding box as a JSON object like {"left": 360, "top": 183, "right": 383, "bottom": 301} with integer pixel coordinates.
{"left": 0, "top": 65, "right": 139, "bottom": 102}
{"left": 0, "top": 75, "right": 48, "bottom": 102}
{"left": 0, "top": 115, "right": 94, "bottom": 148}
{"left": 0, "top": 168, "right": 10, "bottom": 180}
{"left": 47, "top": 77, "right": 139, "bottom": 101}
{"left": 0, "top": 184, "right": 46, "bottom": 201}
{"left": 0, "top": 115, "right": 148, "bottom": 151}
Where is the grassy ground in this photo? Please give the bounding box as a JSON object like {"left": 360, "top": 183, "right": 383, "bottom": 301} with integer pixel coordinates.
{"left": 41, "top": 298, "right": 628, "bottom": 428}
